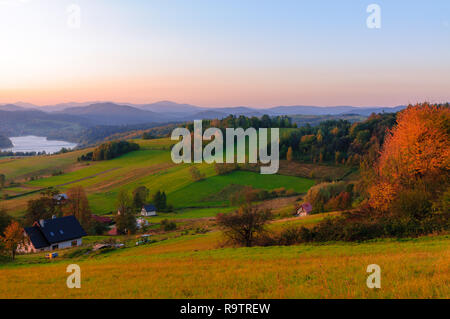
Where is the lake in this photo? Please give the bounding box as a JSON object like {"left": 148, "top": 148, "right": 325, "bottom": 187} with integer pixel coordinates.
{"left": 0, "top": 136, "right": 77, "bottom": 154}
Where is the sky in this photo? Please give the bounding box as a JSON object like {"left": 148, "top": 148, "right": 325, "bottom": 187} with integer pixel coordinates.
{"left": 0, "top": 0, "right": 449, "bottom": 108}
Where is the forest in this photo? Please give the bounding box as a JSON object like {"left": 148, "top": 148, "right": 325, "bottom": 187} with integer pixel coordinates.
{"left": 78, "top": 140, "right": 140, "bottom": 161}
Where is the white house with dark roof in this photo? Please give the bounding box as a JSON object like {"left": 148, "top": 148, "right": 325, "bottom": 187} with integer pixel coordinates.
{"left": 19, "top": 215, "right": 87, "bottom": 253}
{"left": 141, "top": 204, "right": 157, "bottom": 217}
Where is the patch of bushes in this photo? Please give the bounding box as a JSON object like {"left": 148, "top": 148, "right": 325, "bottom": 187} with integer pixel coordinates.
{"left": 304, "top": 181, "right": 353, "bottom": 213}
{"left": 214, "top": 163, "right": 238, "bottom": 175}
{"left": 263, "top": 205, "right": 449, "bottom": 246}
{"left": 160, "top": 219, "right": 177, "bottom": 231}
{"left": 229, "top": 186, "right": 297, "bottom": 206}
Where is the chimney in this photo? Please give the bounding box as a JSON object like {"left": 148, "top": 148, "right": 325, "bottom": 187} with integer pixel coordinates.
{"left": 39, "top": 219, "right": 45, "bottom": 227}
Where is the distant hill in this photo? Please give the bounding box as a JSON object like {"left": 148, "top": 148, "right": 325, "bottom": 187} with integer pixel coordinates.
{"left": 0, "top": 134, "right": 13, "bottom": 148}
{"left": 267, "top": 105, "right": 406, "bottom": 116}
{"left": 135, "top": 101, "right": 205, "bottom": 114}
{"left": 61, "top": 102, "right": 177, "bottom": 125}
{"left": 0, "top": 104, "right": 27, "bottom": 112}
{"left": 0, "top": 109, "right": 90, "bottom": 142}
{"left": 0, "top": 101, "right": 408, "bottom": 146}
{"left": 15, "top": 100, "right": 407, "bottom": 117}
{"left": 187, "top": 110, "right": 228, "bottom": 120}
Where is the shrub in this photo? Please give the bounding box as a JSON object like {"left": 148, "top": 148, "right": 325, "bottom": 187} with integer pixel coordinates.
{"left": 160, "top": 219, "right": 177, "bottom": 231}
{"left": 304, "top": 181, "right": 349, "bottom": 213}
{"left": 189, "top": 166, "right": 206, "bottom": 182}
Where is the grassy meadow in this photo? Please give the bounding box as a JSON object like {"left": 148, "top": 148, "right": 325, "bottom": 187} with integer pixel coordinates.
{"left": 0, "top": 229, "right": 448, "bottom": 298}
{"left": 1, "top": 137, "right": 448, "bottom": 299}
{"left": 0, "top": 138, "right": 315, "bottom": 217}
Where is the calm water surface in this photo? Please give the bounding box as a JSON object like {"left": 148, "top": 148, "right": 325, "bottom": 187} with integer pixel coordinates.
{"left": 1, "top": 136, "right": 77, "bottom": 154}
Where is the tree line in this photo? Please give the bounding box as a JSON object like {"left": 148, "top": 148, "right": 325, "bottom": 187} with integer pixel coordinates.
{"left": 78, "top": 140, "right": 139, "bottom": 161}
{"left": 216, "top": 103, "right": 450, "bottom": 246}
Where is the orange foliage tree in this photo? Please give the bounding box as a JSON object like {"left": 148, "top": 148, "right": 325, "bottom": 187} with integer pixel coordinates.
{"left": 63, "top": 186, "right": 92, "bottom": 231}
{"left": 369, "top": 103, "right": 450, "bottom": 211}
{"left": 2, "top": 221, "right": 26, "bottom": 260}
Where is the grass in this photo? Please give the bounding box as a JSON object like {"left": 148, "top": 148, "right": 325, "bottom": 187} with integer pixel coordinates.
{"left": 0, "top": 232, "right": 448, "bottom": 298}
{"left": 4, "top": 137, "right": 446, "bottom": 299}
{"left": 1, "top": 138, "right": 315, "bottom": 216}
{"left": 169, "top": 170, "right": 314, "bottom": 208}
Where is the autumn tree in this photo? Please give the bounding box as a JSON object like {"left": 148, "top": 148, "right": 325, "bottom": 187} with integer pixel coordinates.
{"left": 2, "top": 221, "right": 26, "bottom": 260}
{"left": 369, "top": 103, "right": 450, "bottom": 212}
{"left": 286, "top": 147, "right": 293, "bottom": 161}
{"left": 25, "top": 189, "right": 61, "bottom": 225}
{"left": 217, "top": 205, "right": 272, "bottom": 247}
{"left": 189, "top": 166, "right": 205, "bottom": 182}
{"left": 64, "top": 186, "right": 92, "bottom": 231}
{"left": 116, "top": 189, "right": 136, "bottom": 235}
{"left": 0, "top": 208, "right": 12, "bottom": 235}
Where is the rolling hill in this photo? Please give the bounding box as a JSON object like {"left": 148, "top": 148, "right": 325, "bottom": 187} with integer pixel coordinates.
{"left": 61, "top": 102, "right": 177, "bottom": 125}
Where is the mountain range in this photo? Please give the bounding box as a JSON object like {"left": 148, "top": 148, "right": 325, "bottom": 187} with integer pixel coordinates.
{"left": 1, "top": 100, "right": 406, "bottom": 124}
{"left": 0, "top": 101, "right": 407, "bottom": 146}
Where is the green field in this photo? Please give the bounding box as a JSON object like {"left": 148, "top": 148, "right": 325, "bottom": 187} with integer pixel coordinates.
{"left": 0, "top": 137, "right": 449, "bottom": 299}
{"left": 0, "top": 138, "right": 314, "bottom": 216}
{"left": 0, "top": 228, "right": 448, "bottom": 298}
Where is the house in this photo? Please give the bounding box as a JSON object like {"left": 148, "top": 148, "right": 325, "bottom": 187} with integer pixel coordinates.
{"left": 53, "top": 193, "right": 68, "bottom": 205}
{"left": 136, "top": 217, "right": 149, "bottom": 229}
{"left": 20, "top": 215, "right": 87, "bottom": 253}
{"left": 92, "top": 214, "right": 114, "bottom": 225}
{"left": 107, "top": 226, "right": 118, "bottom": 236}
{"left": 141, "top": 204, "right": 157, "bottom": 217}
{"left": 295, "top": 202, "right": 313, "bottom": 217}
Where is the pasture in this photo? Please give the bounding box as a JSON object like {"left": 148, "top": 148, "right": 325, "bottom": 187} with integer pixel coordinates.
{"left": 0, "top": 230, "right": 448, "bottom": 298}
{"left": 0, "top": 138, "right": 315, "bottom": 216}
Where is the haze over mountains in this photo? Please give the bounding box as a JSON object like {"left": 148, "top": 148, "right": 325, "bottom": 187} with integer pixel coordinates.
{"left": 0, "top": 100, "right": 408, "bottom": 147}
{"left": 1, "top": 100, "right": 406, "bottom": 125}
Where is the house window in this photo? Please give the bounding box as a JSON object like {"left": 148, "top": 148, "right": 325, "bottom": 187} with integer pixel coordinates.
{"left": 59, "top": 230, "right": 64, "bottom": 234}
{"left": 52, "top": 244, "right": 59, "bottom": 250}
{"left": 50, "top": 232, "right": 55, "bottom": 236}
{"left": 71, "top": 240, "right": 78, "bottom": 247}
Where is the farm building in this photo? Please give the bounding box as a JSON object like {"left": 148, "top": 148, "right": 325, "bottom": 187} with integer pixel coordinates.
{"left": 107, "top": 226, "right": 118, "bottom": 236}
{"left": 53, "top": 193, "right": 68, "bottom": 205}
{"left": 141, "top": 204, "right": 157, "bottom": 217}
{"left": 92, "top": 214, "right": 114, "bottom": 225}
{"left": 295, "top": 202, "right": 313, "bottom": 217}
{"left": 19, "top": 215, "right": 87, "bottom": 253}
{"left": 136, "top": 217, "right": 149, "bottom": 229}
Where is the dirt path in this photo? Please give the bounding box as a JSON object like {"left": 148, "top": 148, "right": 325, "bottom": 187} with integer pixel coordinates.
{"left": 54, "top": 167, "right": 121, "bottom": 187}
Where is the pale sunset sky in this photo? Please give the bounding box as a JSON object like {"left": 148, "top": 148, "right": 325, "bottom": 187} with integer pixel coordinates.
{"left": 0, "top": 0, "right": 449, "bottom": 107}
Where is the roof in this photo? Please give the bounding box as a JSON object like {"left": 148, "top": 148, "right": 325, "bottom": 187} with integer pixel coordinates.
{"left": 143, "top": 204, "right": 156, "bottom": 211}
{"left": 92, "top": 214, "right": 113, "bottom": 224}
{"left": 300, "top": 202, "right": 313, "bottom": 213}
{"left": 53, "top": 193, "right": 68, "bottom": 201}
{"left": 24, "top": 225, "right": 49, "bottom": 249}
{"left": 24, "top": 216, "right": 87, "bottom": 249}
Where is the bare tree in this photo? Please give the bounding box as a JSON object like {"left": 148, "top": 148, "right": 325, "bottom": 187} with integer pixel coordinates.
{"left": 217, "top": 204, "right": 272, "bottom": 247}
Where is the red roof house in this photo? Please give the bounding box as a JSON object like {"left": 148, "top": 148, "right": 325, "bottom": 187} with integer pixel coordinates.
{"left": 295, "top": 202, "right": 313, "bottom": 217}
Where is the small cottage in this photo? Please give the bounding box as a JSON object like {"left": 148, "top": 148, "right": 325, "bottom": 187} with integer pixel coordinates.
{"left": 136, "top": 217, "right": 149, "bottom": 229}
{"left": 295, "top": 202, "right": 313, "bottom": 217}
{"left": 53, "top": 193, "right": 68, "bottom": 205}
{"left": 20, "top": 215, "right": 87, "bottom": 253}
{"left": 141, "top": 204, "right": 157, "bottom": 217}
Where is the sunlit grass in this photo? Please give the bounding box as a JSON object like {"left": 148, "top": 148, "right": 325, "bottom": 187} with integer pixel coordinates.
{"left": 1, "top": 232, "right": 448, "bottom": 299}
